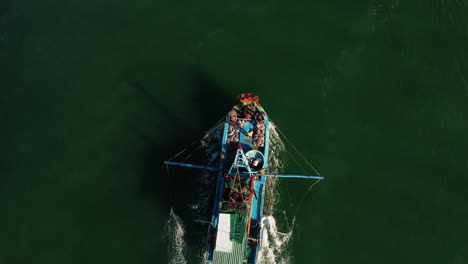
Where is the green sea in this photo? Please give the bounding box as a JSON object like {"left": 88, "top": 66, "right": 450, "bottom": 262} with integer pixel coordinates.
{"left": 2, "top": 0, "right": 468, "bottom": 263}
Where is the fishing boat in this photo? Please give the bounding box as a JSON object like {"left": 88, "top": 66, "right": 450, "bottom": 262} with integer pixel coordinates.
{"left": 164, "top": 93, "right": 324, "bottom": 264}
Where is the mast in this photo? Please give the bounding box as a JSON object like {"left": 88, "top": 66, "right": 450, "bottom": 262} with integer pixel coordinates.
{"left": 227, "top": 145, "right": 253, "bottom": 176}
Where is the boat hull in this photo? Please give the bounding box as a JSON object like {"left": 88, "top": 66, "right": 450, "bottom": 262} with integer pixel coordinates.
{"left": 205, "top": 101, "right": 270, "bottom": 264}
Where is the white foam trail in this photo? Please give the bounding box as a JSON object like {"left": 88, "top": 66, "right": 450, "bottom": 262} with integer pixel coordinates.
{"left": 257, "top": 216, "right": 294, "bottom": 264}
{"left": 268, "top": 122, "right": 286, "bottom": 173}
{"left": 256, "top": 122, "right": 294, "bottom": 264}
{"left": 263, "top": 122, "right": 285, "bottom": 216}
{"left": 165, "top": 208, "right": 187, "bottom": 264}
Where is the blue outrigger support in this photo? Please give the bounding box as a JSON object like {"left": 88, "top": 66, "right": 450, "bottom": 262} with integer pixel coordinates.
{"left": 165, "top": 162, "right": 324, "bottom": 180}
{"left": 164, "top": 161, "right": 220, "bottom": 171}
{"left": 264, "top": 174, "right": 324, "bottom": 180}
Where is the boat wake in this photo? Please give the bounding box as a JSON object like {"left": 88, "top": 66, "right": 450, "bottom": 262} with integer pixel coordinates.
{"left": 164, "top": 121, "right": 296, "bottom": 264}
{"left": 268, "top": 122, "right": 286, "bottom": 173}
{"left": 263, "top": 122, "right": 285, "bottom": 215}
{"left": 257, "top": 122, "right": 295, "bottom": 264}
{"left": 165, "top": 208, "right": 187, "bottom": 264}
{"left": 165, "top": 124, "right": 222, "bottom": 264}
{"left": 257, "top": 215, "right": 294, "bottom": 264}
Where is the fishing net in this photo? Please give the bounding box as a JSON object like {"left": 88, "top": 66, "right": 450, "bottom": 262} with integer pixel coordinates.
{"left": 219, "top": 202, "right": 249, "bottom": 243}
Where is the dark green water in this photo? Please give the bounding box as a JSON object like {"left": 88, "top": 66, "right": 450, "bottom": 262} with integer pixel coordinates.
{"left": 2, "top": 0, "right": 468, "bottom": 263}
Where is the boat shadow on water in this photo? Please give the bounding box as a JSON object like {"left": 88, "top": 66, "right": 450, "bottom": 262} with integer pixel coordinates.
{"left": 135, "top": 68, "right": 233, "bottom": 262}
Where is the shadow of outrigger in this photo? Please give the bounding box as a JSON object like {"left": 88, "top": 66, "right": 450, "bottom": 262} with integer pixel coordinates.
{"left": 133, "top": 68, "right": 234, "bottom": 261}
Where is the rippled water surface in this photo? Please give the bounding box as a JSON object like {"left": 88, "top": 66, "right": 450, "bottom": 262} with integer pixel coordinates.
{"left": 1, "top": 0, "right": 468, "bottom": 263}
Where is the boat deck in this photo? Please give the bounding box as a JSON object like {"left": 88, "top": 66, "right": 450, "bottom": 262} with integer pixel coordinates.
{"left": 239, "top": 120, "right": 254, "bottom": 149}
{"left": 206, "top": 100, "right": 270, "bottom": 264}
{"left": 213, "top": 236, "right": 247, "bottom": 264}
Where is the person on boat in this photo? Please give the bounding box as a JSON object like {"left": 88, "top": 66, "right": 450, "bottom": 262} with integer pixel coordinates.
{"left": 238, "top": 93, "right": 254, "bottom": 103}
{"left": 228, "top": 109, "right": 237, "bottom": 117}
{"left": 232, "top": 102, "right": 245, "bottom": 113}
{"left": 243, "top": 103, "right": 256, "bottom": 116}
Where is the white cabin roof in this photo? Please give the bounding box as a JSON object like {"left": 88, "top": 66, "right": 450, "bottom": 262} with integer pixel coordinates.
{"left": 215, "top": 213, "right": 233, "bottom": 252}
